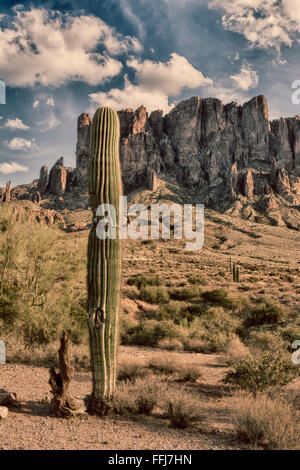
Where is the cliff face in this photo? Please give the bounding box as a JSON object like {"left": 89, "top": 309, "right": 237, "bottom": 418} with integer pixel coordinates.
{"left": 6, "top": 94, "right": 300, "bottom": 228}
{"left": 73, "top": 94, "right": 300, "bottom": 199}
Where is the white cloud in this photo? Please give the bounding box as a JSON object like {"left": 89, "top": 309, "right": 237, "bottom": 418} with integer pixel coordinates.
{"left": 5, "top": 118, "right": 29, "bottom": 130}
{"left": 89, "top": 53, "right": 212, "bottom": 114}
{"left": 33, "top": 100, "right": 40, "bottom": 108}
{"left": 46, "top": 98, "right": 55, "bottom": 107}
{"left": 0, "top": 161, "right": 28, "bottom": 174}
{"left": 89, "top": 75, "right": 174, "bottom": 114}
{"left": 230, "top": 64, "right": 259, "bottom": 91}
{"left": 0, "top": 7, "right": 141, "bottom": 87}
{"left": 127, "top": 53, "right": 212, "bottom": 95}
{"left": 38, "top": 112, "right": 61, "bottom": 131}
{"left": 5, "top": 137, "right": 39, "bottom": 151}
{"left": 205, "top": 83, "right": 251, "bottom": 105}
{"left": 209, "top": 0, "right": 300, "bottom": 52}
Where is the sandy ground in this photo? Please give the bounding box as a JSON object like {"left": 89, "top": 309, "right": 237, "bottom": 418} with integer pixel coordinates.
{"left": 0, "top": 347, "right": 242, "bottom": 450}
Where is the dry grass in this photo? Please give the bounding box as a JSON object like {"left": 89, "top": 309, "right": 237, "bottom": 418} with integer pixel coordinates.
{"left": 165, "top": 387, "right": 204, "bottom": 429}
{"left": 233, "top": 393, "right": 300, "bottom": 449}
{"left": 222, "top": 334, "right": 250, "bottom": 365}
{"left": 157, "top": 338, "right": 184, "bottom": 351}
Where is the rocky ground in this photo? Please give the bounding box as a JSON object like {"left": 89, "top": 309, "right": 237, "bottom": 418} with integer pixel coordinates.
{"left": 0, "top": 347, "right": 243, "bottom": 450}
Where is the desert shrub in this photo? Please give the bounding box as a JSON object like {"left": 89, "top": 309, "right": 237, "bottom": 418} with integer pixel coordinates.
{"left": 118, "top": 360, "right": 146, "bottom": 382}
{"left": 187, "top": 274, "right": 207, "bottom": 286}
{"left": 233, "top": 394, "right": 299, "bottom": 449}
{"left": 155, "top": 301, "right": 183, "bottom": 322}
{"left": 165, "top": 389, "right": 202, "bottom": 429}
{"left": 156, "top": 301, "right": 205, "bottom": 324}
{"left": 139, "top": 286, "right": 170, "bottom": 304}
{"left": 122, "top": 319, "right": 185, "bottom": 347}
{"left": 169, "top": 286, "right": 201, "bottom": 301}
{"left": 183, "top": 338, "right": 206, "bottom": 353}
{"left": 278, "top": 325, "right": 300, "bottom": 344}
{"left": 246, "top": 330, "right": 288, "bottom": 355}
{"left": 223, "top": 334, "right": 250, "bottom": 365}
{"left": 0, "top": 284, "right": 19, "bottom": 326}
{"left": 127, "top": 274, "right": 163, "bottom": 289}
{"left": 202, "top": 332, "right": 236, "bottom": 353}
{"left": 177, "top": 365, "right": 201, "bottom": 383}
{"left": 224, "top": 351, "right": 299, "bottom": 395}
{"left": 245, "top": 299, "right": 288, "bottom": 327}
{"left": 148, "top": 355, "right": 179, "bottom": 375}
{"left": 113, "top": 376, "right": 160, "bottom": 416}
{"left": 119, "top": 315, "right": 138, "bottom": 343}
{"left": 201, "top": 289, "right": 235, "bottom": 310}
{"left": 157, "top": 338, "right": 184, "bottom": 351}
{"left": 183, "top": 308, "right": 242, "bottom": 353}
{"left": 197, "top": 307, "right": 241, "bottom": 336}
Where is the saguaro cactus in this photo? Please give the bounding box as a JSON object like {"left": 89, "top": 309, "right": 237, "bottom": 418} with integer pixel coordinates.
{"left": 87, "top": 106, "right": 122, "bottom": 414}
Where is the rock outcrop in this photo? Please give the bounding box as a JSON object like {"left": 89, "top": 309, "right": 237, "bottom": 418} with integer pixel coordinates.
{"left": 37, "top": 165, "right": 48, "bottom": 194}
{"left": 70, "top": 95, "right": 300, "bottom": 200}
{"left": 76, "top": 113, "right": 91, "bottom": 190}
{"left": 2, "top": 181, "right": 11, "bottom": 203}
{"left": 48, "top": 157, "right": 67, "bottom": 196}
{"left": 7, "top": 94, "right": 300, "bottom": 229}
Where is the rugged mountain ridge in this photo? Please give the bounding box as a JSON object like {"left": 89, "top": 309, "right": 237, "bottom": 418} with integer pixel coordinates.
{"left": 2, "top": 94, "right": 300, "bottom": 229}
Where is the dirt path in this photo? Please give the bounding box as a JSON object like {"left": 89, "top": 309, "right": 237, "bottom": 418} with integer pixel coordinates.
{"left": 0, "top": 348, "right": 241, "bottom": 450}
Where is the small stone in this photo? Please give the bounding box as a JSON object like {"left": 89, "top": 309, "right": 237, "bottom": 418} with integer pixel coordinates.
{"left": 0, "top": 406, "right": 8, "bottom": 419}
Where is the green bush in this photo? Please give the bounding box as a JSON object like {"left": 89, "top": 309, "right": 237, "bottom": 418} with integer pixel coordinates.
{"left": 201, "top": 289, "right": 235, "bottom": 310}
{"left": 0, "top": 284, "right": 19, "bottom": 326}
{"left": 187, "top": 274, "right": 207, "bottom": 286}
{"left": 246, "top": 331, "right": 288, "bottom": 354}
{"left": 169, "top": 286, "right": 201, "bottom": 301}
{"left": 127, "top": 275, "right": 163, "bottom": 289}
{"left": 122, "top": 319, "right": 185, "bottom": 347}
{"left": 224, "top": 352, "right": 299, "bottom": 395}
{"left": 245, "top": 299, "right": 288, "bottom": 327}
{"left": 156, "top": 301, "right": 205, "bottom": 324}
{"left": 139, "top": 286, "right": 170, "bottom": 304}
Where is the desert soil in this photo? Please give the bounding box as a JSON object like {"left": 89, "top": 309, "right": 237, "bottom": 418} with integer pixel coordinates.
{"left": 0, "top": 346, "right": 242, "bottom": 450}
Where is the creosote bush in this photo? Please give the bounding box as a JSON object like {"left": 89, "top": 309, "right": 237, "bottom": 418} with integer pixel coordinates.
{"left": 139, "top": 286, "right": 170, "bottom": 304}
{"left": 224, "top": 351, "right": 299, "bottom": 395}
{"left": 121, "top": 319, "right": 186, "bottom": 347}
{"left": 127, "top": 275, "right": 163, "bottom": 289}
{"left": 245, "top": 299, "right": 288, "bottom": 327}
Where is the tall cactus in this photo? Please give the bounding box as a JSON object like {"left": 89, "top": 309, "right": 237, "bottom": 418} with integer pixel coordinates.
{"left": 87, "top": 106, "right": 122, "bottom": 414}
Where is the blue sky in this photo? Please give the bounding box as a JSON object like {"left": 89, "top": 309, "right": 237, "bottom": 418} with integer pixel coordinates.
{"left": 0, "top": 0, "right": 300, "bottom": 187}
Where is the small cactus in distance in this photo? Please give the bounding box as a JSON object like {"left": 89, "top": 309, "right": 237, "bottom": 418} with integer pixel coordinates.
{"left": 232, "top": 262, "right": 240, "bottom": 283}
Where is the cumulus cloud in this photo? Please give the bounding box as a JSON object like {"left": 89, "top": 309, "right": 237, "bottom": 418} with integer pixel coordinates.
{"left": 209, "top": 0, "right": 300, "bottom": 52}
{"left": 5, "top": 137, "right": 39, "bottom": 151}
{"left": 0, "top": 161, "right": 29, "bottom": 174}
{"left": 89, "top": 53, "right": 212, "bottom": 114}
{"left": 90, "top": 76, "right": 173, "bottom": 114}
{"left": 38, "top": 112, "right": 61, "bottom": 131}
{"left": 5, "top": 118, "right": 29, "bottom": 130}
{"left": 0, "top": 7, "right": 142, "bottom": 87}
{"left": 33, "top": 100, "right": 40, "bottom": 109}
{"left": 127, "top": 53, "right": 212, "bottom": 95}
{"left": 230, "top": 64, "right": 259, "bottom": 91}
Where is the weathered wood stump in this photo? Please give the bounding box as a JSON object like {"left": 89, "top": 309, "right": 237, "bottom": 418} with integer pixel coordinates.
{"left": 49, "top": 332, "right": 85, "bottom": 417}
